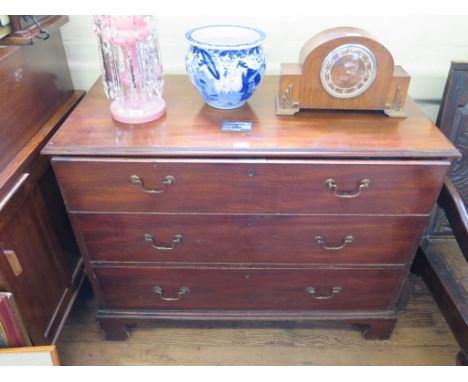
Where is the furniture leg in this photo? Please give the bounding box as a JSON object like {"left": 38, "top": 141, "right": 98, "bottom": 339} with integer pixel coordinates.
{"left": 361, "top": 318, "right": 397, "bottom": 340}
{"left": 396, "top": 275, "right": 414, "bottom": 310}
{"left": 97, "top": 318, "right": 129, "bottom": 341}
{"left": 456, "top": 350, "right": 468, "bottom": 366}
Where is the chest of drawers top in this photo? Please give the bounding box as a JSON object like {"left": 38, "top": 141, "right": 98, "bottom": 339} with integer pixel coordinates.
{"left": 42, "top": 76, "right": 458, "bottom": 160}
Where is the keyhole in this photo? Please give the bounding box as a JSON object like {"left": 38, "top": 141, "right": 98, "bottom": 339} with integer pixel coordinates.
{"left": 248, "top": 169, "right": 254, "bottom": 177}
{"left": 244, "top": 273, "right": 251, "bottom": 279}
{"left": 247, "top": 218, "right": 253, "bottom": 226}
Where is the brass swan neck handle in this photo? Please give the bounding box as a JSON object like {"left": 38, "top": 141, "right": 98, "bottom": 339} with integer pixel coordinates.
{"left": 325, "top": 178, "right": 370, "bottom": 199}
{"left": 129, "top": 174, "right": 175, "bottom": 194}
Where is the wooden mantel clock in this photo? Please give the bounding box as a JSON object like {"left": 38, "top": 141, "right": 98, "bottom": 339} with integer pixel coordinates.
{"left": 276, "top": 26, "right": 410, "bottom": 117}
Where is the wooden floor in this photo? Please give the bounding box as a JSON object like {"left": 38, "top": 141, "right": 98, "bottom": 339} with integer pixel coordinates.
{"left": 56, "top": 280, "right": 460, "bottom": 365}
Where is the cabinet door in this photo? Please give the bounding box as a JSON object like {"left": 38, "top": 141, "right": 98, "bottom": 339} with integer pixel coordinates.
{"left": 0, "top": 166, "right": 80, "bottom": 345}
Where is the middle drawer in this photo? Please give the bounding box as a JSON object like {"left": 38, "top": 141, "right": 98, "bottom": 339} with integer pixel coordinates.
{"left": 76, "top": 213, "right": 427, "bottom": 265}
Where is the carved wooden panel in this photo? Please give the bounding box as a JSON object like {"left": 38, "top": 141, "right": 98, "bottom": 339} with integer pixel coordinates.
{"left": 428, "top": 62, "right": 468, "bottom": 236}
{"left": 449, "top": 106, "right": 468, "bottom": 200}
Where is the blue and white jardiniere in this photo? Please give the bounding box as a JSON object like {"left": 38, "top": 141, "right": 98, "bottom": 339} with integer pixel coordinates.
{"left": 185, "top": 25, "right": 266, "bottom": 109}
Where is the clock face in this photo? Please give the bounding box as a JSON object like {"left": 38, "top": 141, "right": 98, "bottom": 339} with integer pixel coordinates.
{"left": 320, "top": 43, "right": 377, "bottom": 99}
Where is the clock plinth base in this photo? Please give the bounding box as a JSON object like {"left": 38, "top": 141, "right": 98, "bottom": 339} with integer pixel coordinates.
{"left": 275, "top": 95, "right": 300, "bottom": 116}
{"left": 384, "top": 108, "right": 407, "bottom": 118}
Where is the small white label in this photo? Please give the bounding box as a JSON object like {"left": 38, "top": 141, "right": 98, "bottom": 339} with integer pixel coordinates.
{"left": 222, "top": 121, "right": 253, "bottom": 131}
{"left": 233, "top": 142, "right": 250, "bottom": 148}
{"left": 345, "top": 32, "right": 362, "bottom": 37}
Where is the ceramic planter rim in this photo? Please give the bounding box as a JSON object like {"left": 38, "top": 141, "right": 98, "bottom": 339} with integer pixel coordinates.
{"left": 185, "top": 24, "right": 267, "bottom": 50}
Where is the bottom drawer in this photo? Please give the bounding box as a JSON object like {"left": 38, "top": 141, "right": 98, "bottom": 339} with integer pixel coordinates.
{"left": 95, "top": 266, "right": 403, "bottom": 311}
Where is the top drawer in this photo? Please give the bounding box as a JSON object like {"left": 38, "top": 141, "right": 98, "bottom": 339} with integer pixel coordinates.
{"left": 51, "top": 158, "right": 449, "bottom": 214}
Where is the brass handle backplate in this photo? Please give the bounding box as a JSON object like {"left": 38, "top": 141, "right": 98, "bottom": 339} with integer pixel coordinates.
{"left": 129, "top": 175, "right": 175, "bottom": 194}
{"left": 152, "top": 286, "right": 190, "bottom": 301}
{"left": 314, "top": 235, "right": 354, "bottom": 250}
{"left": 325, "top": 178, "right": 370, "bottom": 199}
{"left": 144, "top": 234, "right": 183, "bottom": 251}
{"left": 305, "top": 286, "right": 342, "bottom": 300}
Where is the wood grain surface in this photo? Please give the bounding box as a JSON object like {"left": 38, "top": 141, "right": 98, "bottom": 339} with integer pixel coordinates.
{"left": 417, "top": 238, "right": 468, "bottom": 358}
{"left": 0, "top": 31, "right": 74, "bottom": 171}
{"left": 52, "top": 158, "right": 450, "bottom": 215}
{"left": 41, "top": 75, "right": 459, "bottom": 159}
{"left": 94, "top": 266, "right": 402, "bottom": 311}
{"left": 0, "top": 167, "right": 79, "bottom": 344}
{"left": 0, "top": 29, "right": 83, "bottom": 345}
{"left": 298, "top": 27, "right": 395, "bottom": 110}
{"left": 77, "top": 213, "right": 426, "bottom": 266}
{"left": 0, "top": 91, "right": 84, "bottom": 195}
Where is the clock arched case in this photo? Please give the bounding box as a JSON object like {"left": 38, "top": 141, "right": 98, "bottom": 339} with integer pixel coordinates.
{"left": 276, "top": 27, "right": 410, "bottom": 117}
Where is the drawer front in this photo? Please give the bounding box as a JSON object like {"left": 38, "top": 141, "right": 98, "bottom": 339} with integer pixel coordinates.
{"left": 78, "top": 213, "right": 426, "bottom": 265}
{"left": 52, "top": 158, "right": 449, "bottom": 214}
{"left": 95, "top": 266, "right": 402, "bottom": 311}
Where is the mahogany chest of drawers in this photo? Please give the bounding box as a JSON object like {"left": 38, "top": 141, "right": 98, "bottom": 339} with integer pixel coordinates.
{"left": 42, "top": 75, "right": 459, "bottom": 340}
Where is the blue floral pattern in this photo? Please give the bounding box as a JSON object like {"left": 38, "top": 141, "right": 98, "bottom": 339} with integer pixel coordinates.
{"left": 185, "top": 45, "right": 266, "bottom": 109}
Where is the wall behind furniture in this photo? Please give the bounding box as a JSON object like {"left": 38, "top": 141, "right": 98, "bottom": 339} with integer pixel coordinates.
{"left": 61, "top": 15, "right": 468, "bottom": 119}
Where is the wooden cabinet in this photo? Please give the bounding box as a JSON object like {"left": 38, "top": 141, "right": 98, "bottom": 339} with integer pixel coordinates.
{"left": 0, "top": 27, "right": 84, "bottom": 345}
{"left": 414, "top": 62, "right": 468, "bottom": 365}
{"left": 0, "top": 160, "right": 81, "bottom": 344}
{"left": 42, "top": 75, "right": 459, "bottom": 341}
